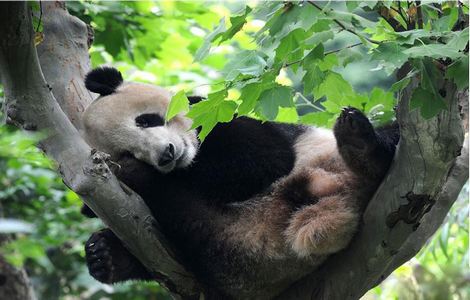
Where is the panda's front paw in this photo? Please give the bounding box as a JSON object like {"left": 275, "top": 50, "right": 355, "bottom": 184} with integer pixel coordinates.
{"left": 334, "top": 107, "right": 377, "bottom": 149}
{"left": 85, "top": 229, "right": 115, "bottom": 283}
{"left": 85, "top": 228, "right": 153, "bottom": 284}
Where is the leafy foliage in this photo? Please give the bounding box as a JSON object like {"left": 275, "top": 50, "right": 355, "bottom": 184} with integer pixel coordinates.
{"left": 164, "top": 0, "right": 469, "bottom": 136}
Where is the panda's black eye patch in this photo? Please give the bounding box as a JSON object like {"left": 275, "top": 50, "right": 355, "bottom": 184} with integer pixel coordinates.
{"left": 135, "top": 114, "right": 165, "bottom": 128}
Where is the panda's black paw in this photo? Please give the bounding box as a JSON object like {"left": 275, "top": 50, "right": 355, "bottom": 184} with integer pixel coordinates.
{"left": 85, "top": 228, "right": 153, "bottom": 284}
{"left": 81, "top": 204, "right": 97, "bottom": 218}
{"left": 334, "top": 107, "right": 377, "bottom": 149}
{"left": 85, "top": 229, "right": 115, "bottom": 283}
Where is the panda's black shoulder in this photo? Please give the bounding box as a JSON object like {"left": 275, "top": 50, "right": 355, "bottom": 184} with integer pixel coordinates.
{"left": 185, "top": 117, "right": 307, "bottom": 203}
{"left": 85, "top": 67, "right": 123, "bottom": 96}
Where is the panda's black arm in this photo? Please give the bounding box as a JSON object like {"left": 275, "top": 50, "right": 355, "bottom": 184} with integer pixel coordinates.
{"left": 81, "top": 204, "right": 97, "bottom": 218}
{"left": 85, "top": 228, "right": 154, "bottom": 284}
{"left": 334, "top": 107, "right": 400, "bottom": 181}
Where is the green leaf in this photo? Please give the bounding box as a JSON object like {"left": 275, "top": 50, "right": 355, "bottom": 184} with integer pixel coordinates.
{"left": 446, "top": 56, "right": 469, "bottom": 90}
{"left": 217, "top": 100, "right": 238, "bottom": 122}
{"left": 187, "top": 90, "right": 237, "bottom": 141}
{"left": 266, "top": 4, "right": 318, "bottom": 39}
{"left": 300, "top": 111, "right": 335, "bottom": 127}
{"left": 274, "top": 28, "right": 307, "bottom": 63}
{"left": 317, "top": 54, "right": 339, "bottom": 71}
{"left": 302, "top": 65, "right": 326, "bottom": 96}
{"left": 268, "top": 4, "right": 302, "bottom": 37}
{"left": 166, "top": 90, "right": 189, "bottom": 121}
{"left": 313, "top": 72, "right": 355, "bottom": 112}
{"left": 370, "top": 42, "right": 408, "bottom": 73}
{"left": 410, "top": 87, "right": 447, "bottom": 119}
{"left": 394, "top": 30, "right": 441, "bottom": 45}
{"left": 446, "top": 28, "right": 469, "bottom": 51}
{"left": 414, "top": 57, "right": 444, "bottom": 97}
{"left": 222, "top": 50, "right": 267, "bottom": 81}
{"left": 219, "top": 6, "right": 252, "bottom": 43}
{"left": 255, "top": 85, "right": 293, "bottom": 120}
{"left": 433, "top": 7, "right": 459, "bottom": 31}
{"left": 390, "top": 77, "right": 412, "bottom": 93}
{"left": 390, "top": 70, "right": 418, "bottom": 93}
{"left": 238, "top": 82, "right": 265, "bottom": 115}
{"left": 275, "top": 107, "right": 299, "bottom": 123}
{"left": 337, "top": 47, "right": 363, "bottom": 67}
{"left": 303, "top": 43, "right": 325, "bottom": 67}
{"left": 328, "top": 10, "right": 376, "bottom": 29}
{"left": 187, "top": 89, "right": 227, "bottom": 119}
{"left": 311, "top": 19, "right": 331, "bottom": 32}
{"left": 346, "top": 1, "right": 360, "bottom": 12}
{"left": 305, "top": 30, "right": 334, "bottom": 47}
{"left": 403, "top": 44, "right": 465, "bottom": 60}
{"left": 365, "top": 87, "right": 395, "bottom": 112}
{"left": 194, "top": 18, "right": 226, "bottom": 62}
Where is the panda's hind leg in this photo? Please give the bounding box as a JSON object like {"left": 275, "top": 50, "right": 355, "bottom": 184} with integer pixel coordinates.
{"left": 333, "top": 107, "right": 398, "bottom": 180}
{"left": 284, "top": 195, "right": 359, "bottom": 257}
{"left": 85, "top": 228, "right": 153, "bottom": 283}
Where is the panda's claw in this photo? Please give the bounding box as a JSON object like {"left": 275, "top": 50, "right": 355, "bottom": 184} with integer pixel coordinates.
{"left": 334, "top": 107, "right": 376, "bottom": 147}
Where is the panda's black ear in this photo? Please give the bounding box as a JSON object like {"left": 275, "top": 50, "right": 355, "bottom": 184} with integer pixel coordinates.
{"left": 85, "top": 67, "right": 123, "bottom": 96}
{"left": 188, "top": 96, "right": 206, "bottom": 105}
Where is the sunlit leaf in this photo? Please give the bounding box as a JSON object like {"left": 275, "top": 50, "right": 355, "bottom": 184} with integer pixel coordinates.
{"left": 166, "top": 90, "right": 189, "bottom": 121}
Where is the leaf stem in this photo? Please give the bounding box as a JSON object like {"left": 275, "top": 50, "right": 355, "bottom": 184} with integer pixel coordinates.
{"left": 284, "top": 42, "right": 363, "bottom": 68}
{"left": 295, "top": 92, "right": 325, "bottom": 112}
{"left": 416, "top": 1, "right": 424, "bottom": 29}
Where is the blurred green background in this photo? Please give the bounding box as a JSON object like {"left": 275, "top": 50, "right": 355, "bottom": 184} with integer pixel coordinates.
{"left": 0, "top": 1, "right": 467, "bottom": 299}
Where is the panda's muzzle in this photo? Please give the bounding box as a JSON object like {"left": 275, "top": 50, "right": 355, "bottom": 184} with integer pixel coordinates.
{"left": 158, "top": 143, "right": 175, "bottom": 167}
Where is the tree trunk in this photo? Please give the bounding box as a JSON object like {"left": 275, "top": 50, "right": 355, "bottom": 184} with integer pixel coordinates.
{"left": 0, "top": 1, "right": 467, "bottom": 299}
{"left": 0, "top": 254, "right": 36, "bottom": 300}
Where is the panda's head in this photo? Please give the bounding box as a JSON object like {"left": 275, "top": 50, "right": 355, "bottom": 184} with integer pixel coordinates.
{"left": 82, "top": 67, "right": 198, "bottom": 173}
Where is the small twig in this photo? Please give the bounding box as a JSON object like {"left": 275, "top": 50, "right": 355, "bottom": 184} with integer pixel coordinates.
{"left": 416, "top": 1, "right": 424, "bottom": 29}
{"left": 307, "top": 1, "right": 380, "bottom": 44}
{"left": 295, "top": 92, "right": 325, "bottom": 112}
{"left": 284, "top": 42, "right": 363, "bottom": 68}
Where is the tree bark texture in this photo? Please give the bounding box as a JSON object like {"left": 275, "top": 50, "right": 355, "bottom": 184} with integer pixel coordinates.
{"left": 0, "top": 1, "right": 467, "bottom": 300}
{"left": 0, "top": 254, "right": 37, "bottom": 300}
{"left": 0, "top": 2, "right": 200, "bottom": 299}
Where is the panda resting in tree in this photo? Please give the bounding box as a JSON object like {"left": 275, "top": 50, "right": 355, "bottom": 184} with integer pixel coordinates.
{"left": 80, "top": 66, "right": 400, "bottom": 299}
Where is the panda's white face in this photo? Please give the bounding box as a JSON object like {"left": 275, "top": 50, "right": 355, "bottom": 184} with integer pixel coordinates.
{"left": 83, "top": 82, "right": 198, "bottom": 173}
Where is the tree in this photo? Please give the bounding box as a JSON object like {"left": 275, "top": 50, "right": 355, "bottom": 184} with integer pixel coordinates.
{"left": 0, "top": 1, "right": 467, "bottom": 299}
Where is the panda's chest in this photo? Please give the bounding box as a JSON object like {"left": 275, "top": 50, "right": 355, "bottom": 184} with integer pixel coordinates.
{"left": 182, "top": 143, "right": 297, "bottom": 203}
{"left": 171, "top": 124, "right": 299, "bottom": 203}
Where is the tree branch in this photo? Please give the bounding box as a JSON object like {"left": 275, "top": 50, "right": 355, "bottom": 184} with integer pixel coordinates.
{"left": 0, "top": 2, "right": 200, "bottom": 298}
{"left": 36, "top": 1, "right": 94, "bottom": 130}
{"left": 276, "top": 78, "right": 467, "bottom": 299}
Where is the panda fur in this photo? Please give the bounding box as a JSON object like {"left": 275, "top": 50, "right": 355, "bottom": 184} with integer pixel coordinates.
{"left": 81, "top": 67, "right": 399, "bottom": 299}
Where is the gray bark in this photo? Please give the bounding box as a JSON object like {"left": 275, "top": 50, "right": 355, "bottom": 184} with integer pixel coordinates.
{"left": 0, "top": 254, "right": 37, "bottom": 300}
{"left": 0, "top": 2, "right": 200, "bottom": 299}
{"left": 36, "top": 1, "right": 93, "bottom": 130}
{"left": 0, "top": 1, "right": 467, "bottom": 300}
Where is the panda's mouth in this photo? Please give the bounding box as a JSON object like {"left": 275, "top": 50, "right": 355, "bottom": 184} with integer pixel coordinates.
{"left": 156, "top": 147, "right": 187, "bottom": 173}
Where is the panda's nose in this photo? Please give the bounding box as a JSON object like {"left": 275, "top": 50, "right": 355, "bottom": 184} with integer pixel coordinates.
{"left": 158, "top": 143, "right": 175, "bottom": 167}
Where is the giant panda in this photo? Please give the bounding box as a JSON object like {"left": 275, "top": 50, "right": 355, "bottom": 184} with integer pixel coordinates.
{"left": 81, "top": 66, "right": 399, "bottom": 299}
